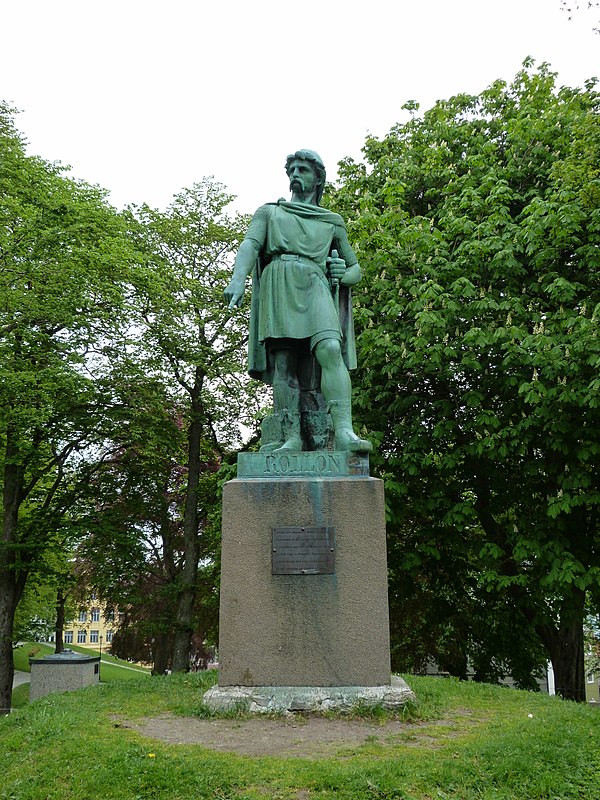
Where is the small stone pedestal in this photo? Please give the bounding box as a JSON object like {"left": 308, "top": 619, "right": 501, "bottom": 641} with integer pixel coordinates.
{"left": 29, "top": 649, "right": 100, "bottom": 701}
{"left": 204, "top": 452, "right": 414, "bottom": 713}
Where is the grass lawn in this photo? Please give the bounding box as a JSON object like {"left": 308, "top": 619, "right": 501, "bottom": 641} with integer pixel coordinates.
{"left": 1, "top": 671, "right": 599, "bottom": 799}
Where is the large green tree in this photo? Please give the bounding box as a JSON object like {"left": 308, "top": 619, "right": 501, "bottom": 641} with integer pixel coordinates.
{"left": 330, "top": 62, "right": 599, "bottom": 700}
{"left": 73, "top": 382, "right": 223, "bottom": 675}
{"left": 0, "top": 103, "right": 133, "bottom": 712}
{"left": 110, "top": 183, "right": 252, "bottom": 672}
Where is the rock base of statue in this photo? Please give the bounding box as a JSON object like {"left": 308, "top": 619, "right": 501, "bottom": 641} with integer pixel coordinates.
{"left": 202, "top": 675, "right": 415, "bottom": 714}
{"left": 203, "top": 453, "right": 413, "bottom": 712}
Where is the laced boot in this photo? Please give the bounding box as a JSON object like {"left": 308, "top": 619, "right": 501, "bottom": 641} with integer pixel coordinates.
{"left": 328, "top": 399, "right": 373, "bottom": 453}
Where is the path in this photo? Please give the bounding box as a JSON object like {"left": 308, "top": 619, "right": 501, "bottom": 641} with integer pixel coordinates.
{"left": 12, "top": 670, "right": 30, "bottom": 688}
{"left": 102, "top": 659, "right": 148, "bottom": 673}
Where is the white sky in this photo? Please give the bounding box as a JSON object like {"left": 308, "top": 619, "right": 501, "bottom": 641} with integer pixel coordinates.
{"left": 2, "top": 1, "right": 598, "bottom": 216}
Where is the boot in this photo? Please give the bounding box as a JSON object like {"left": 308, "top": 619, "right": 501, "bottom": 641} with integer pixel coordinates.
{"left": 273, "top": 383, "right": 303, "bottom": 451}
{"left": 274, "top": 408, "right": 302, "bottom": 451}
{"left": 328, "top": 399, "right": 372, "bottom": 453}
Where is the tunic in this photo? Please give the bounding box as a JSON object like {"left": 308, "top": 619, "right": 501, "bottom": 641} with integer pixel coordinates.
{"left": 245, "top": 200, "right": 359, "bottom": 384}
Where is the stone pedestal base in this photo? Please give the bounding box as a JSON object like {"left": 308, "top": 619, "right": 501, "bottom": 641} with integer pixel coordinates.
{"left": 215, "top": 470, "right": 391, "bottom": 688}
{"left": 203, "top": 675, "right": 415, "bottom": 714}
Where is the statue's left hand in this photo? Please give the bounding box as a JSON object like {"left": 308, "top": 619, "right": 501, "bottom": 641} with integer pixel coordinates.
{"left": 326, "top": 250, "right": 346, "bottom": 282}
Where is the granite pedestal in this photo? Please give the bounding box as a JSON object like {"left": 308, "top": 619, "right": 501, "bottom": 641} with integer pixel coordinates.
{"left": 204, "top": 452, "right": 414, "bottom": 712}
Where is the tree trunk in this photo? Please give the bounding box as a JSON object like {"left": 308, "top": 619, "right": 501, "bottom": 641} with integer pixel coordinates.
{"left": 172, "top": 385, "right": 202, "bottom": 672}
{"left": 0, "top": 576, "right": 19, "bottom": 715}
{"left": 151, "top": 632, "right": 171, "bottom": 676}
{"left": 1, "top": 434, "right": 26, "bottom": 714}
{"left": 54, "top": 589, "right": 66, "bottom": 654}
{"left": 537, "top": 586, "right": 586, "bottom": 702}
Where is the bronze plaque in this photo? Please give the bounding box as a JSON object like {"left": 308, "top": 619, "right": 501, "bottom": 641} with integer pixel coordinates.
{"left": 272, "top": 527, "right": 335, "bottom": 575}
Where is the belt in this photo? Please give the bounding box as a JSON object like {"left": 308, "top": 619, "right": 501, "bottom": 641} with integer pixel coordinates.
{"left": 272, "top": 253, "right": 323, "bottom": 270}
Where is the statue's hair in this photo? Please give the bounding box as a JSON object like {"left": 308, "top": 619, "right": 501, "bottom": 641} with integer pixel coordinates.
{"left": 285, "top": 149, "right": 326, "bottom": 205}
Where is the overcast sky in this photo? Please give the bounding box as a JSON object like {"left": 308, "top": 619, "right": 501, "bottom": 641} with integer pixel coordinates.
{"left": 2, "top": 1, "right": 598, "bottom": 216}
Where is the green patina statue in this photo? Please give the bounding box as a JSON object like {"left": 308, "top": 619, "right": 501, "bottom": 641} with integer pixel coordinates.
{"left": 225, "top": 149, "right": 372, "bottom": 454}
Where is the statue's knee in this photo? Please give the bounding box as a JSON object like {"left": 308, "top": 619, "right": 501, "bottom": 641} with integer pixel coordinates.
{"left": 315, "top": 339, "right": 342, "bottom": 366}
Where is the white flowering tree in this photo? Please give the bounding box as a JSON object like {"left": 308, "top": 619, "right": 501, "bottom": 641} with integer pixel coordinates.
{"left": 331, "top": 62, "right": 600, "bottom": 700}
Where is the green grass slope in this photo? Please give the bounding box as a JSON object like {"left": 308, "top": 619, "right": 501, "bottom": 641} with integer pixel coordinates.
{"left": 1, "top": 673, "right": 598, "bottom": 800}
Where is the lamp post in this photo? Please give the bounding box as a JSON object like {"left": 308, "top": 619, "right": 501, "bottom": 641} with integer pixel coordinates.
{"left": 99, "top": 635, "right": 103, "bottom": 660}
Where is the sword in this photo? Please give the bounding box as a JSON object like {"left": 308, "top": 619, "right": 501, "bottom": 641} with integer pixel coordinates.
{"left": 328, "top": 248, "right": 340, "bottom": 317}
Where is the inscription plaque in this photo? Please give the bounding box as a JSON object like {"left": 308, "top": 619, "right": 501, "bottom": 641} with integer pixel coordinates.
{"left": 272, "top": 527, "right": 335, "bottom": 575}
{"left": 237, "top": 451, "right": 370, "bottom": 479}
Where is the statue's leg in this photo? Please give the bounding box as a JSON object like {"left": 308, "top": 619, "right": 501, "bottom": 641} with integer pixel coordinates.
{"left": 314, "top": 339, "right": 372, "bottom": 453}
{"left": 272, "top": 349, "right": 303, "bottom": 452}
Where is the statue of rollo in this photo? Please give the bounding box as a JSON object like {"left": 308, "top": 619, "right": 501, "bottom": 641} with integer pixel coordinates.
{"left": 225, "top": 149, "right": 372, "bottom": 454}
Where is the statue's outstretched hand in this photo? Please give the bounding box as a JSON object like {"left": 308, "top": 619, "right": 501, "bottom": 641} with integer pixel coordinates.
{"left": 224, "top": 278, "right": 245, "bottom": 309}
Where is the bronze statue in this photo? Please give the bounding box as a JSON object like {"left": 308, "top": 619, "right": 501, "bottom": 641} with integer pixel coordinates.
{"left": 225, "top": 150, "right": 371, "bottom": 454}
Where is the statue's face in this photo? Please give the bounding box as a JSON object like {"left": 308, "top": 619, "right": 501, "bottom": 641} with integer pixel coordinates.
{"left": 287, "top": 158, "right": 320, "bottom": 198}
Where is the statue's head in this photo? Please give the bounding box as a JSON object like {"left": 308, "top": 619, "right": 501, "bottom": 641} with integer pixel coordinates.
{"left": 285, "top": 149, "right": 326, "bottom": 205}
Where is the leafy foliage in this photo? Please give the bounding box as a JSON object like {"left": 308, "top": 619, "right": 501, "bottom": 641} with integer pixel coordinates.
{"left": 330, "top": 62, "right": 600, "bottom": 698}
{"left": 0, "top": 102, "right": 135, "bottom": 712}
{"left": 1, "top": 100, "right": 254, "bottom": 698}
{"left": 75, "top": 183, "right": 253, "bottom": 672}
{"left": 125, "top": 182, "right": 255, "bottom": 450}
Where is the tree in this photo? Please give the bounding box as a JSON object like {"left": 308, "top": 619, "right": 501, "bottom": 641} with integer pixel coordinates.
{"left": 12, "top": 580, "right": 59, "bottom": 644}
{"left": 0, "top": 103, "right": 133, "bottom": 712}
{"left": 330, "top": 62, "right": 600, "bottom": 700}
{"left": 78, "top": 182, "right": 253, "bottom": 673}
{"left": 74, "top": 384, "right": 223, "bottom": 675}
{"left": 385, "top": 511, "right": 548, "bottom": 688}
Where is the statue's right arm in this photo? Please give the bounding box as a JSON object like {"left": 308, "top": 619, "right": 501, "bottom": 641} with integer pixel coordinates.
{"left": 224, "top": 237, "right": 262, "bottom": 309}
{"left": 224, "top": 205, "right": 269, "bottom": 309}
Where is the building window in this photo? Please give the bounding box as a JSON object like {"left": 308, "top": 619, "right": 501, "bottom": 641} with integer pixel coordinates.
{"left": 105, "top": 610, "right": 115, "bottom": 622}
{"left": 106, "top": 630, "right": 114, "bottom": 643}
{"left": 77, "top": 630, "right": 87, "bottom": 644}
{"left": 78, "top": 610, "right": 87, "bottom": 623}
{"left": 91, "top": 608, "right": 100, "bottom": 623}
{"left": 90, "top": 630, "right": 99, "bottom": 644}
{"left": 64, "top": 631, "right": 73, "bottom": 644}
{"left": 91, "top": 592, "right": 97, "bottom": 600}
{"left": 587, "top": 673, "right": 595, "bottom": 684}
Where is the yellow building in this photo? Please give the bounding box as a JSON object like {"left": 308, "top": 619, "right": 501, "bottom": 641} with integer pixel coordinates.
{"left": 62, "top": 595, "right": 120, "bottom": 652}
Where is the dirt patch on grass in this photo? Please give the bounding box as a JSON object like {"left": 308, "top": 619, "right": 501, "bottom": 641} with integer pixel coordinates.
{"left": 114, "top": 713, "right": 474, "bottom": 758}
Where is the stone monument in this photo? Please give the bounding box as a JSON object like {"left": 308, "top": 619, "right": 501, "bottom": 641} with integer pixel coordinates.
{"left": 29, "top": 649, "right": 100, "bottom": 701}
{"left": 203, "top": 150, "right": 413, "bottom": 712}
